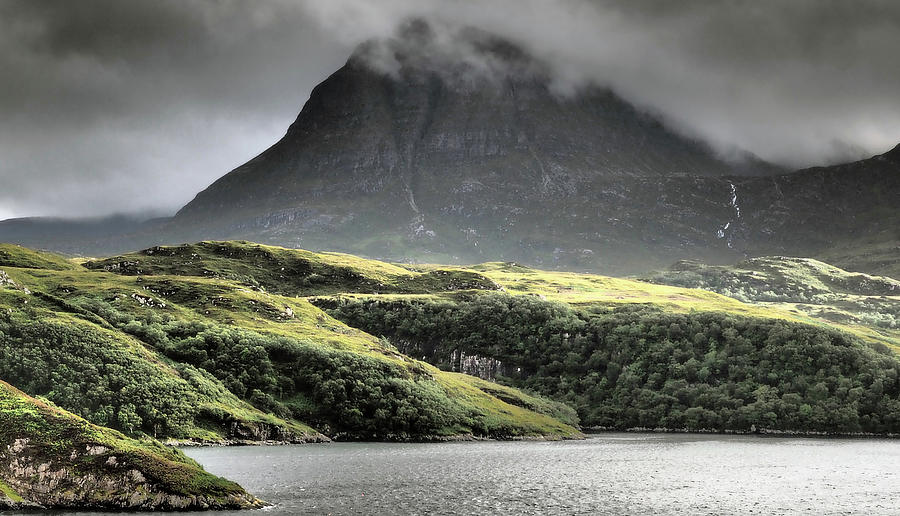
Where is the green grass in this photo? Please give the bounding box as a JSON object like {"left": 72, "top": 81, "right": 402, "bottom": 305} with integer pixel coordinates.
{"left": 0, "top": 242, "right": 580, "bottom": 441}
{"left": 0, "top": 243, "right": 79, "bottom": 271}
{"left": 0, "top": 380, "right": 257, "bottom": 508}
{"left": 85, "top": 241, "right": 500, "bottom": 296}
{"left": 83, "top": 241, "right": 900, "bottom": 353}
{"left": 0, "top": 478, "right": 23, "bottom": 503}
{"left": 641, "top": 257, "right": 900, "bottom": 352}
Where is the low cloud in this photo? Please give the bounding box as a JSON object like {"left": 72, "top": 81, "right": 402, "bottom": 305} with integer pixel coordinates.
{"left": 1, "top": 0, "right": 899, "bottom": 218}
{"left": 303, "top": 0, "right": 900, "bottom": 166}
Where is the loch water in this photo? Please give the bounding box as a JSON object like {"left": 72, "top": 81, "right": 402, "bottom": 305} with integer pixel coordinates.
{"left": 54, "top": 433, "right": 900, "bottom": 515}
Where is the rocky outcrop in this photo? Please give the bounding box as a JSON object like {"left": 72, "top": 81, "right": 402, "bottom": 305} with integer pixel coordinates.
{"left": 451, "top": 349, "right": 505, "bottom": 381}
{"left": 225, "top": 420, "right": 330, "bottom": 445}
{"left": 0, "top": 439, "right": 260, "bottom": 510}
{"left": 0, "top": 381, "right": 264, "bottom": 511}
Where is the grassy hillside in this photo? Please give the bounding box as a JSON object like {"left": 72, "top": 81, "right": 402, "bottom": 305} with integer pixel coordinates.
{"left": 85, "top": 240, "right": 500, "bottom": 295}
{"left": 0, "top": 243, "right": 579, "bottom": 442}
{"left": 641, "top": 257, "right": 900, "bottom": 351}
{"left": 83, "top": 241, "right": 900, "bottom": 435}
{"left": 0, "top": 243, "right": 78, "bottom": 271}
{"left": 0, "top": 380, "right": 261, "bottom": 510}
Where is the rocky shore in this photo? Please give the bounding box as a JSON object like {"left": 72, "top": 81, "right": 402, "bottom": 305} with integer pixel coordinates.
{"left": 0, "top": 381, "right": 265, "bottom": 511}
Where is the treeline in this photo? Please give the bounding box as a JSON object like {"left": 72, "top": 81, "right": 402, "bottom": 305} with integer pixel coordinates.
{"left": 127, "top": 318, "right": 466, "bottom": 437}
{"left": 321, "top": 294, "right": 900, "bottom": 433}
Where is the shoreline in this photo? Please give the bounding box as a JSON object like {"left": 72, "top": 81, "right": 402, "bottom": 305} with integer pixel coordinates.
{"left": 167, "top": 426, "right": 900, "bottom": 447}
{"left": 586, "top": 426, "right": 900, "bottom": 439}
{"left": 167, "top": 432, "right": 585, "bottom": 447}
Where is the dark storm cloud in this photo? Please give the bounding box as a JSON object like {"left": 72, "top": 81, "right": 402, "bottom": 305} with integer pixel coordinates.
{"left": 1, "top": 0, "right": 899, "bottom": 219}
{"left": 0, "top": 0, "right": 352, "bottom": 219}
{"left": 306, "top": 0, "right": 900, "bottom": 165}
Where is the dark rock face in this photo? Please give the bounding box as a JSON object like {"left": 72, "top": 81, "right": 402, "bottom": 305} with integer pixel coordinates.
{"left": 167, "top": 28, "right": 897, "bottom": 275}
{"left": 224, "top": 420, "right": 329, "bottom": 444}
{"left": 167, "top": 28, "right": 792, "bottom": 273}
{"left": 451, "top": 349, "right": 505, "bottom": 382}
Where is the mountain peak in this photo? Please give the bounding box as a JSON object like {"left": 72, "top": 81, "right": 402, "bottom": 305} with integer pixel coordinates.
{"left": 349, "top": 19, "right": 540, "bottom": 89}
{"left": 883, "top": 142, "right": 900, "bottom": 161}
{"left": 169, "top": 28, "right": 822, "bottom": 274}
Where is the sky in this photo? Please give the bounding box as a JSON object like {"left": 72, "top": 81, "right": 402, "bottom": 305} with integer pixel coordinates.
{"left": 1, "top": 0, "right": 899, "bottom": 220}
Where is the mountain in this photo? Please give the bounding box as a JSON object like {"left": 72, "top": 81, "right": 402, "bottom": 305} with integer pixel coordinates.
{"left": 165, "top": 25, "right": 897, "bottom": 276}
{"left": 0, "top": 215, "right": 162, "bottom": 257}
{"left": 160, "top": 24, "right": 786, "bottom": 270}
{"left": 0, "top": 25, "right": 896, "bottom": 278}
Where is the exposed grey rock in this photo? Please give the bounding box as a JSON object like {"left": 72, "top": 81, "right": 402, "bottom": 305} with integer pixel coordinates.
{"left": 0, "top": 436, "right": 264, "bottom": 511}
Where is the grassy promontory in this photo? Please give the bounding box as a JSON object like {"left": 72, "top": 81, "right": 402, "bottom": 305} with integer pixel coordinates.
{"left": 0, "top": 380, "right": 262, "bottom": 510}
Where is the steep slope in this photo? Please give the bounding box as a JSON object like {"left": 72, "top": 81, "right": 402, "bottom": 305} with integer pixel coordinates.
{"left": 733, "top": 145, "right": 900, "bottom": 277}
{"left": 0, "top": 381, "right": 261, "bottom": 510}
{"left": 178, "top": 28, "right": 776, "bottom": 225}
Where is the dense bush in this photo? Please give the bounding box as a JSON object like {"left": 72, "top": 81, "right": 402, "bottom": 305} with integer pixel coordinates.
{"left": 322, "top": 294, "right": 900, "bottom": 433}
{"left": 0, "top": 313, "right": 199, "bottom": 436}
{"left": 143, "top": 321, "right": 467, "bottom": 436}
{"left": 65, "top": 298, "right": 506, "bottom": 438}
